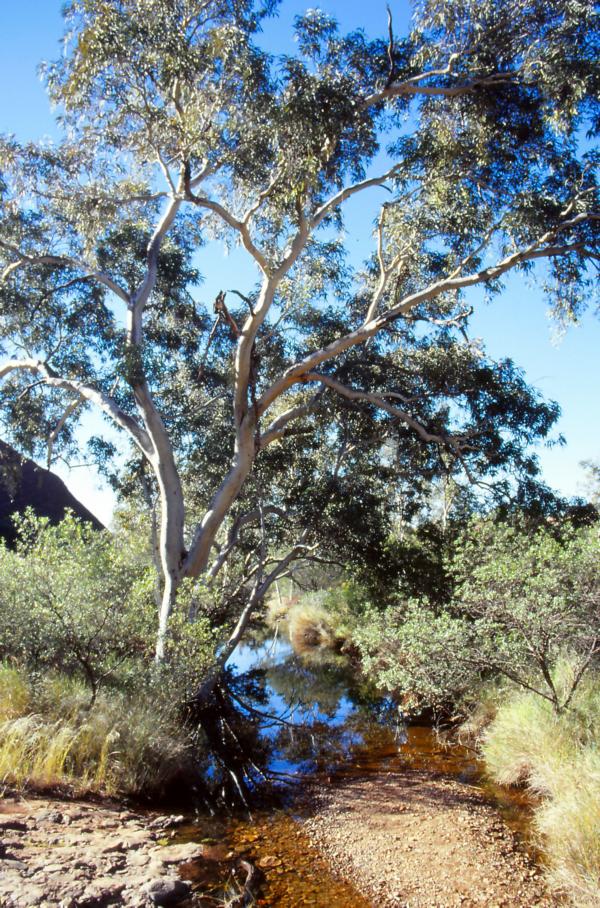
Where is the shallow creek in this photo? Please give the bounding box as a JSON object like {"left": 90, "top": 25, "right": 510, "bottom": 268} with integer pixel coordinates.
{"left": 175, "top": 639, "right": 538, "bottom": 906}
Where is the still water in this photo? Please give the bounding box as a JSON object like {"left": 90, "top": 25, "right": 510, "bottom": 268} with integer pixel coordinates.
{"left": 176, "top": 638, "right": 536, "bottom": 906}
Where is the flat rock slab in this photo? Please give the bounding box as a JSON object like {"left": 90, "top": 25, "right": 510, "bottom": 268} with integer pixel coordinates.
{"left": 0, "top": 796, "right": 203, "bottom": 908}
{"left": 151, "top": 843, "right": 205, "bottom": 864}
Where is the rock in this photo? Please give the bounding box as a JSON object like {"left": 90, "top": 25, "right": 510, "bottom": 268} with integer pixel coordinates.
{"left": 0, "top": 819, "right": 28, "bottom": 832}
{"left": 2, "top": 858, "right": 27, "bottom": 871}
{"left": 126, "top": 851, "right": 152, "bottom": 868}
{"left": 73, "top": 855, "right": 98, "bottom": 871}
{"left": 79, "top": 877, "right": 126, "bottom": 906}
{"left": 35, "top": 810, "right": 64, "bottom": 824}
{"left": 11, "top": 884, "right": 47, "bottom": 906}
{"left": 147, "top": 815, "right": 185, "bottom": 831}
{"left": 200, "top": 843, "right": 230, "bottom": 862}
{"left": 0, "top": 839, "right": 25, "bottom": 856}
{"left": 105, "top": 855, "right": 127, "bottom": 873}
{"left": 152, "top": 842, "right": 204, "bottom": 864}
{"left": 143, "top": 879, "right": 192, "bottom": 906}
{"left": 45, "top": 863, "right": 68, "bottom": 873}
{"left": 64, "top": 810, "right": 87, "bottom": 822}
{"left": 100, "top": 839, "right": 127, "bottom": 854}
{"left": 122, "top": 831, "right": 153, "bottom": 849}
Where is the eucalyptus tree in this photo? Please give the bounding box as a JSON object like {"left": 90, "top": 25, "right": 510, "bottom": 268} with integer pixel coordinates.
{"left": 0, "top": 0, "right": 598, "bottom": 681}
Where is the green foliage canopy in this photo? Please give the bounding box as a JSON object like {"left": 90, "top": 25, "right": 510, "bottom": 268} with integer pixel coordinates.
{"left": 0, "top": 0, "right": 598, "bottom": 668}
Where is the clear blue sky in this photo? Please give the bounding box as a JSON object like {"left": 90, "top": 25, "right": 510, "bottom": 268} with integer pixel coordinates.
{"left": 1, "top": 1, "right": 599, "bottom": 523}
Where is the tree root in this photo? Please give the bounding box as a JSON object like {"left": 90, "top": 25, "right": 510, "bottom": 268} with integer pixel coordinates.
{"left": 226, "top": 857, "right": 261, "bottom": 907}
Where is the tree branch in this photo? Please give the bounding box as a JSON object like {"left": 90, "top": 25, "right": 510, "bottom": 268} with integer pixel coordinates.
{"left": 196, "top": 532, "right": 313, "bottom": 702}
{"left": 207, "top": 505, "right": 287, "bottom": 580}
{"left": 129, "top": 195, "right": 183, "bottom": 338}
{"left": 0, "top": 358, "right": 152, "bottom": 455}
{"left": 259, "top": 393, "right": 323, "bottom": 449}
{"left": 257, "top": 225, "right": 599, "bottom": 416}
{"left": 299, "top": 371, "right": 464, "bottom": 448}
{"left": 46, "top": 393, "right": 85, "bottom": 469}
{"left": 310, "top": 167, "right": 399, "bottom": 230}
{"left": 363, "top": 63, "right": 516, "bottom": 108}
{"left": 186, "top": 191, "right": 269, "bottom": 273}
{"left": 0, "top": 242, "right": 130, "bottom": 303}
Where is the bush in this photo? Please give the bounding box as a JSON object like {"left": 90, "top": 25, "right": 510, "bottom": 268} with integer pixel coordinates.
{"left": 0, "top": 511, "right": 156, "bottom": 696}
{"left": 352, "top": 521, "right": 600, "bottom": 713}
{"left": 452, "top": 521, "right": 600, "bottom": 711}
{"left": 0, "top": 513, "right": 220, "bottom": 795}
{"left": 353, "top": 601, "right": 482, "bottom": 712}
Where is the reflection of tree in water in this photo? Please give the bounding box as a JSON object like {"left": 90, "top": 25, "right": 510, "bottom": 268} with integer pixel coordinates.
{"left": 192, "top": 650, "right": 400, "bottom": 807}
{"left": 265, "top": 654, "right": 351, "bottom": 719}
{"left": 190, "top": 669, "right": 274, "bottom": 810}
{"left": 260, "top": 652, "right": 399, "bottom": 773}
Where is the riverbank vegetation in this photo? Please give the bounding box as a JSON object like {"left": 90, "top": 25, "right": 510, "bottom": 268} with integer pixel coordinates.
{"left": 0, "top": 512, "right": 215, "bottom": 797}
{"left": 482, "top": 666, "right": 600, "bottom": 906}
{"left": 0, "top": 665, "right": 195, "bottom": 797}
{"left": 281, "top": 512, "right": 599, "bottom": 905}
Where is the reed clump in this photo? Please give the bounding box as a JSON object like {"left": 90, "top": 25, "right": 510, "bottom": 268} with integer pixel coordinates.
{"left": 481, "top": 660, "right": 600, "bottom": 906}
{"left": 0, "top": 665, "right": 194, "bottom": 797}
{"left": 287, "top": 601, "right": 336, "bottom": 655}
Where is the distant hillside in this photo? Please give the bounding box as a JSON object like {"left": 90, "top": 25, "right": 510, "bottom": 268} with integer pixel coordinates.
{"left": 0, "top": 440, "right": 104, "bottom": 545}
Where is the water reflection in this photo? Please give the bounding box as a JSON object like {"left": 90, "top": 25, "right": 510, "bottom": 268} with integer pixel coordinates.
{"left": 226, "top": 637, "right": 398, "bottom": 779}
{"left": 181, "top": 637, "right": 538, "bottom": 906}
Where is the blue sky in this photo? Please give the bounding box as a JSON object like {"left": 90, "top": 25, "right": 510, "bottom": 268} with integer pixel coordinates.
{"left": 1, "top": 1, "right": 599, "bottom": 523}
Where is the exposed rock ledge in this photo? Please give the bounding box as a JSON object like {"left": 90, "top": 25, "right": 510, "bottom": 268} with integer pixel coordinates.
{"left": 0, "top": 796, "right": 202, "bottom": 908}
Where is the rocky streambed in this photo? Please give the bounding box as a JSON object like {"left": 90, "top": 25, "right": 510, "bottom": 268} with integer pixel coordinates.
{"left": 0, "top": 642, "right": 563, "bottom": 907}
{"left": 0, "top": 770, "right": 558, "bottom": 908}
{"left": 303, "top": 768, "right": 556, "bottom": 908}
{"left": 0, "top": 797, "right": 218, "bottom": 907}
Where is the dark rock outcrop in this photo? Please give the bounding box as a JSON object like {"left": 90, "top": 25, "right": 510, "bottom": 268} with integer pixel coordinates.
{"left": 0, "top": 440, "right": 103, "bottom": 544}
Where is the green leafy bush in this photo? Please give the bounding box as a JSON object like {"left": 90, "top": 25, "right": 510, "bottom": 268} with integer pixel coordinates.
{"left": 452, "top": 521, "right": 600, "bottom": 711}
{"left": 353, "top": 601, "right": 481, "bottom": 711}
{"left": 0, "top": 513, "right": 220, "bottom": 794}
{"left": 353, "top": 521, "right": 599, "bottom": 713}
{"left": 0, "top": 511, "right": 156, "bottom": 696}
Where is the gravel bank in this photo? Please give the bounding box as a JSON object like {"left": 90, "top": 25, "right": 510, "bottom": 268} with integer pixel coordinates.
{"left": 302, "top": 768, "right": 559, "bottom": 907}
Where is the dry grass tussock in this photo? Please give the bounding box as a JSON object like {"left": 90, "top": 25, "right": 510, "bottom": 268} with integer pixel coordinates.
{"left": 266, "top": 594, "right": 337, "bottom": 656}
{"left": 481, "top": 660, "right": 600, "bottom": 906}
{"left": 0, "top": 665, "right": 194, "bottom": 797}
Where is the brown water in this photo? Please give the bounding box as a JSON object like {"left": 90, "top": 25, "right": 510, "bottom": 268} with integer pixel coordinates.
{"left": 173, "top": 642, "right": 540, "bottom": 904}
{"left": 353, "top": 724, "right": 537, "bottom": 846}
{"left": 176, "top": 807, "right": 372, "bottom": 906}
{"left": 175, "top": 722, "right": 538, "bottom": 906}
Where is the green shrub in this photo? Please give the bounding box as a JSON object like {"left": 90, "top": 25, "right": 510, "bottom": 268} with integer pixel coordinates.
{"left": 451, "top": 521, "right": 600, "bottom": 711}
{"left": 353, "top": 601, "right": 482, "bottom": 711}
{"left": 0, "top": 511, "right": 156, "bottom": 696}
{"left": 352, "top": 522, "right": 600, "bottom": 713}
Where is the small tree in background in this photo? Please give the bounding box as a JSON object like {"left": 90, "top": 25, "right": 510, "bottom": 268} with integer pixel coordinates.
{"left": 354, "top": 520, "right": 599, "bottom": 713}
{"left": 0, "top": 512, "right": 155, "bottom": 699}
